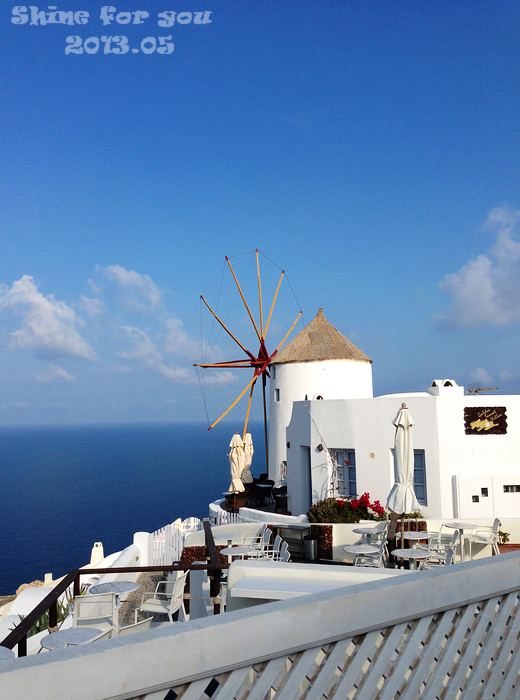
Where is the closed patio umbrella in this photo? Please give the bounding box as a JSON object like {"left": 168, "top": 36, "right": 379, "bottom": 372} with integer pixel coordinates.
{"left": 228, "top": 433, "right": 246, "bottom": 493}
{"left": 242, "top": 432, "right": 254, "bottom": 484}
{"left": 387, "top": 402, "right": 420, "bottom": 517}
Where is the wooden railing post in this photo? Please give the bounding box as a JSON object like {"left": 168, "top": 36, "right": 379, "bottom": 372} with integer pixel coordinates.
{"left": 17, "top": 635, "right": 27, "bottom": 657}
{"left": 204, "top": 520, "right": 221, "bottom": 614}
{"left": 48, "top": 600, "right": 58, "bottom": 630}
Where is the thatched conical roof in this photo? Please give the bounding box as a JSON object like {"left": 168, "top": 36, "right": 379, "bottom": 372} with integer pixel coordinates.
{"left": 271, "top": 308, "right": 372, "bottom": 365}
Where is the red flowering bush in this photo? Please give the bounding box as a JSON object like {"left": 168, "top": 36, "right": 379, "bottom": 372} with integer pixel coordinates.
{"left": 307, "top": 493, "right": 387, "bottom": 524}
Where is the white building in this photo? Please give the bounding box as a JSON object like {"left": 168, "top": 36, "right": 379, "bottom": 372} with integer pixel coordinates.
{"left": 270, "top": 310, "right": 520, "bottom": 520}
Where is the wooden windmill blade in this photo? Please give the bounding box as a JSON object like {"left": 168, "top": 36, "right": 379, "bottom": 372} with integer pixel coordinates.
{"left": 194, "top": 249, "right": 302, "bottom": 477}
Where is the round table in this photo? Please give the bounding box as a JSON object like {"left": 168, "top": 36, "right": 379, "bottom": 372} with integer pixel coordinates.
{"left": 344, "top": 544, "right": 379, "bottom": 566}
{"left": 40, "top": 627, "right": 103, "bottom": 650}
{"left": 443, "top": 522, "right": 478, "bottom": 562}
{"left": 391, "top": 548, "right": 431, "bottom": 570}
{"left": 220, "top": 546, "right": 255, "bottom": 563}
{"left": 402, "top": 532, "right": 431, "bottom": 547}
{"left": 89, "top": 581, "right": 139, "bottom": 596}
{"left": 0, "top": 646, "right": 15, "bottom": 660}
{"left": 214, "top": 533, "right": 244, "bottom": 547}
{"left": 352, "top": 527, "right": 384, "bottom": 543}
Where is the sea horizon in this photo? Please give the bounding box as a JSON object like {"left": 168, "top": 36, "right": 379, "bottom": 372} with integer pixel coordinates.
{"left": 0, "top": 421, "right": 267, "bottom": 594}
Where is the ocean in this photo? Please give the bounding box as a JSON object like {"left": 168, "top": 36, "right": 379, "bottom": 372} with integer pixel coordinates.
{"left": 0, "top": 422, "right": 266, "bottom": 595}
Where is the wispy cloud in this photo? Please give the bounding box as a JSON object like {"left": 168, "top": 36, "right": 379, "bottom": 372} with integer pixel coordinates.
{"left": 99, "top": 264, "right": 161, "bottom": 310}
{"left": 468, "top": 367, "right": 495, "bottom": 386}
{"left": 34, "top": 365, "right": 77, "bottom": 383}
{"left": 0, "top": 275, "right": 96, "bottom": 360}
{"left": 79, "top": 295, "right": 103, "bottom": 317}
{"left": 436, "top": 207, "right": 520, "bottom": 328}
{"left": 116, "top": 325, "right": 195, "bottom": 383}
{"left": 163, "top": 317, "right": 198, "bottom": 359}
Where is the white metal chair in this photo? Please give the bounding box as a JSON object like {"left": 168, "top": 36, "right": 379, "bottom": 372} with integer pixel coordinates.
{"left": 467, "top": 518, "right": 501, "bottom": 557}
{"left": 278, "top": 541, "right": 291, "bottom": 562}
{"left": 423, "top": 545, "right": 457, "bottom": 569}
{"left": 263, "top": 535, "right": 283, "bottom": 560}
{"left": 357, "top": 532, "right": 388, "bottom": 568}
{"left": 118, "top": 617, "right": 153, "bottom": 636}
{"left": 247, "top": 528, "right": 273, "bottom": 558}
{"left": 241, "top": 524, "right": 268, "bottom": 547}
{"left": 425, "top": 530, "right": 460, "bottom": 564}
{"left": 72, "top": 592, "right": 117, "bottom": 634}
{"left": 135, "top": 569, "right": 188, "bottom": 623}
{"left": 80, "top": 626, "right": 115, "bottom": 643}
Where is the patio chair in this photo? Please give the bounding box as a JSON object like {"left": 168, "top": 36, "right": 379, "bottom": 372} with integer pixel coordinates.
{"left": 356, "top": 532, "right": 388, "bottom": 568}
{"left": 273, "top": 541, "right": 290, "bottom": 562}
{"left": 263, "top": 535, "right": 283, "bottom": 559}
{"left": 247, "top": 529, "right": 274, "bottom": 559}
{"left": 425, "top": 530, "right": 460, "bottom": 564}
{"left": 80, "top": 626, "right": 115, "bottom": 643}
{"left": 72, "top": 592, "right": 117, "bottom": 633}
{"left": 242, "top": 524, "right": 268, "bottom": 547}
{"left": 423, "top": 545, "right": 457, "bottom": 569}
{"left": 135, "top": 569, "right": 188, "bottom": 624}
{"left": 467, "top": 518, "right": 501, "bottom": 557}
{"left": 118, "top": 617, "right": 153, "bottom": 636}
{"left": 280, "top": 543, "right": 291, "bottom": 562}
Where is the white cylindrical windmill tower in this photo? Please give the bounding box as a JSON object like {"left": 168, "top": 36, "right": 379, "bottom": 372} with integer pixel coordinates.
{"left": 268, "top": 308, "right": 373, "bottom": 484}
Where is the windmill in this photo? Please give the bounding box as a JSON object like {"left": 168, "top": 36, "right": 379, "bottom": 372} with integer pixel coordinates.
{"left": 194, "top": 250, "right": 301, "bottom": 476}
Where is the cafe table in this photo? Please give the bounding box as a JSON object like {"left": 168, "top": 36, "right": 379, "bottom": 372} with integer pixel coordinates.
{"left": 214, "top": 533, "right": 245, "bottom": 548}
{"left": 40, "top": 627, "right": 103, "bottom": 650}
{"left": 0, "top": 646, "right": 15, "bottom": 660}
{"left": 443, "top": 522, "right": 478, "bottom": 562}
{"left": 402, "top": 532, "right": 431, "bottom": 547}
{"left": 391, "top": 548, "right": 431, "bottom": 570}
{"left": 220, "top": 546, "right": 255, "bottom": 564}
{"left": 89, "top": 581, "right": 139, "bottom": 597}
{"left": 343, "top": 544, "right": 379, "bottom": 566}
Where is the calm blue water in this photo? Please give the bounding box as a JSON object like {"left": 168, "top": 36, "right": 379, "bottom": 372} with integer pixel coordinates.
{"left": 0, "top": 423, "right": 266, "bottom": 595}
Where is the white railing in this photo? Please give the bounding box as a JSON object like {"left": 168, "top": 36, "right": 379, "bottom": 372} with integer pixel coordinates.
{"left": 150, "top": 523, "right": 185, "bottom": 566}
{"left": 208, "top": 500, "right": 255, "bottom": 526}
{"left": 3, "top": 552, "right": 520, "bottom": 699}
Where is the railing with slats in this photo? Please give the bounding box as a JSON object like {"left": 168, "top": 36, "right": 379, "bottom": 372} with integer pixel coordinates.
{"left": 150, "top": 523, "right": 185, "bottom": 566}
{"left": 2, "top": 552, "right": 520, "bottom": 700}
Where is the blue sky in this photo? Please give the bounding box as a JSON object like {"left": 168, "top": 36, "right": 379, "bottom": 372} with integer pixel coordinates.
{"left": 0, "top": 0, "right": 519, "bottom": 426}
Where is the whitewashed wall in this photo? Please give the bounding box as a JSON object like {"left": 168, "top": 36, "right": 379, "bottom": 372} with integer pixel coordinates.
{"left": 269, "top": 359, "right": 373, "bottom": 486}
{"left": 286, "top": 392, "right": 520, "bottom": 520}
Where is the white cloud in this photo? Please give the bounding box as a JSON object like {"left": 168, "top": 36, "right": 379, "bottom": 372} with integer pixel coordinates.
{"left": 100, "top": 265, "right": 161, "bottom": 309}
{"left": 117, "top": 325, "right": 196, "bottom": 383}
{"left": 0, "top": 275, "right": 96, "bottom": 360}
{"left": 468, "top": 367, "right": 495, "bottom": 386}
{"left": 163, "top": 317, "right": 198, "bottom": 359}
{"left": 34, "top": 365, "right": 77, "bottom": 383}
{"left": 88, "top": 278, "right": 101, "bottom": 295}
{"left": 79, "top": 296, "right": 103, "bottom": 317}
{"left": 202, "top": 370, "right": 238, "bottom": 385}
{"left": 437, "top": 207, "right": 520, "bottom": 327}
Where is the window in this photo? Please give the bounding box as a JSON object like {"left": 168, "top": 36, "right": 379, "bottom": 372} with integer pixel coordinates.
{"left": 271, "top": 365, "right": 276, "bottom": 379}
{"left": 334, "top": 450, "right": 356, "bottom": 497}
{"left": 504, "top": 485, "right": 520, "bottom": 493}
{"left": 275, "top": 388, "right": 280, "bottom": 402}
{"left": 413, "top": 450, "right": 427, "bottom": 506}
